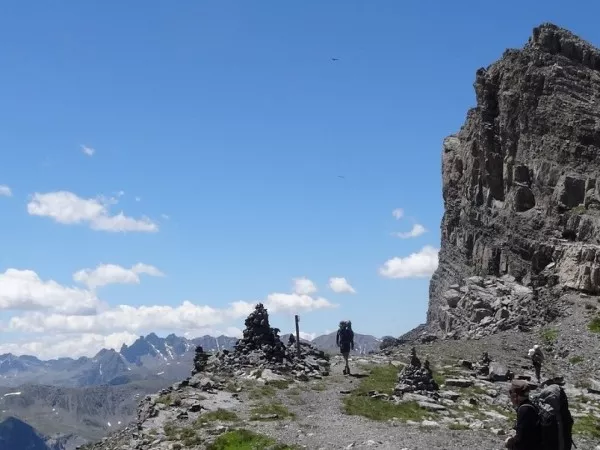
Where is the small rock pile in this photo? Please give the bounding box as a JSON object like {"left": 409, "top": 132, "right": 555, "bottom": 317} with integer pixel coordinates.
{"left": 395, "top": 348, "right": 439, "bottom": 395}
{"left": 191, "top": 345, "right": 209, "bottom": 375}
{"left": 209, "top": 303, "right": 330, "bottom": 380}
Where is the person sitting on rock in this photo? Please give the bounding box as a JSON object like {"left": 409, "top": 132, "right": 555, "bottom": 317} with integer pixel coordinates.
{"left": 528, "top": 345, "right": 544, "bottom": 383}
{"left": 505, "top": 380, "right": 542, "bottom": 450}
{"left": 336, "top": 320, "right": 354, "bottom": 375}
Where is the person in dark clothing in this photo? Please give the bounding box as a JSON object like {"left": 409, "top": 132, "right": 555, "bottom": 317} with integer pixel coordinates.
{"left": 336, "top": 320, "right": 354, "bottom": 375}
{"left": 505, "top": 380, "right": 542, "bottom": 450}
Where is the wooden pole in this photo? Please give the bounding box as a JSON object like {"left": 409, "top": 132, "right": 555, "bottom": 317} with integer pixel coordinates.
{"left": 295, "top": 315, "right": 301, "bottom": 358}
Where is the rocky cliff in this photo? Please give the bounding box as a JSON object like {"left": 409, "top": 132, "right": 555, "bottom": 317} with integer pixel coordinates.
{"left": 429, "top": 23, "right": 600, "bottom": 336}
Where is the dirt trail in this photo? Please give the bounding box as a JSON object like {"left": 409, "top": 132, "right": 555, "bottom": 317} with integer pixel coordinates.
{"left": 249, "top": 355, "right": 505, "bottom": 450}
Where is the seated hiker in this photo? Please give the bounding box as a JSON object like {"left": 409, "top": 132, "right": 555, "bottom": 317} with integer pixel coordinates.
{"left": 336, "top": 320, "right": 354, "bottom": 375}
{"left": 505, "top": 380, "right": 542, "bottom": 450}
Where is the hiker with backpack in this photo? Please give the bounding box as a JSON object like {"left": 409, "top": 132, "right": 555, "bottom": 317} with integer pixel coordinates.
{"left": 528, "top": 344, "right": 545, "bottom": 383}
{"left": 505, "top": 379, "right": 575, "bottom": 450}
{"left": 336, "top": 320, "right": 354, "bottom": 375}
{"left": 505, "top": 380, "right": 542, "bottom": 449}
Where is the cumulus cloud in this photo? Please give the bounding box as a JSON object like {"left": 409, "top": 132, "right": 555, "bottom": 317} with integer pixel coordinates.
{"left": 0, "top": 269, "right": 99, "bottom": 314}
{"left": 394, "top": 223, "right": 427, "bottom": 239}
{"left": 0, "top": 185, "right": 12, "bottom": 197}
{"left": 392, "top": 208, "right": 404, "bottom": 220}
{"left": 293, "top": 277, "right": 317, "bottom": 295}
{"left": 27, "top": 191, "right": 158, "bottom": 233}
{"left": 265, "top": 293, "right": 335, "bottom": 314}
{"left": 328, "top": 277, "right": 356, "bottom": 294}
{"left": 3, "top": 273, "right": 336, "bottom": 357}
{"left": 73, "top": 263, "right": 164, "bottom": 289}
{"left": 299, "top": 331, "right": 316, "bottom": 341}
{"left": 0, "top": 331, "right": 138, "bottom": 359}
{"left": 81, "top": 145, "right": 95, "bottom": 156}
{"left": 379, "top": 245, "right": 439, "bottom": 279}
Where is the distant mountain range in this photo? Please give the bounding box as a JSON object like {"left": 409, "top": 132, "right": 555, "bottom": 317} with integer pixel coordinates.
{"left": 0, "top": 334, "right": 239, "bottom": 388}
{"left": 0, "top": 331, "right": 380, "bottom": 449}
{"left": 0, "top": 331, "right": 379, "bottom": 388}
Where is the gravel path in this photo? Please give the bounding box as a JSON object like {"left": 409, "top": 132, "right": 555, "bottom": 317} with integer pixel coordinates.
{"left": 249, "top": 357, "right": 507, "bottom": 450}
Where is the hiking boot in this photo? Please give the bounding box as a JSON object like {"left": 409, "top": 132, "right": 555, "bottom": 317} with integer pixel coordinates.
{"left": 342, "top": 367, "right": 348, "bottom": 375}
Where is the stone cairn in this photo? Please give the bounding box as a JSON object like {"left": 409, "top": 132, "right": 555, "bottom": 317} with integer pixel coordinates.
{"left": 233, "top": 303, "right": 288, "bottom": 362}
{"left": 210, "top": 303, "right": 330, "bottom": 380}
{"left": 395, "top": 347, "right": 439, "bottom": 395}
{"left": 191, "top": 345, "right": 209, "bottom": 375}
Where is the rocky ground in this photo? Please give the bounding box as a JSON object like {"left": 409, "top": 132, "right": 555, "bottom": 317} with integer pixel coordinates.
{"left": 78, "top": 309, "right": 600, "bottom": 449}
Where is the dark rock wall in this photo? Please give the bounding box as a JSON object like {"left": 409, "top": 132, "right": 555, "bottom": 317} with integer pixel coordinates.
{"left": 429, "top": 23, "right": 600, "bottom": 330}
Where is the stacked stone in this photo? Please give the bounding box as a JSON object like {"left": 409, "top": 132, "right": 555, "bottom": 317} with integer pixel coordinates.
{"left": 395, "top": 348, "right": 439, "bottom": 395}
{"left": 191, "top": 345, "right": 209, "bottom": 375}
{"left": 208, "top": 303, "right": 330, "bottom": 380}
{"left": 476, "top": 352, "right": 492, "bottom": 376}
{"left": 233, "top": 303, "right": 288, "bottom": 363}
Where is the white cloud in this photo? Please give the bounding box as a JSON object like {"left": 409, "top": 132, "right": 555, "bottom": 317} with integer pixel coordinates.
{"left": 81, "top": 145, "right": 95, "bottom": 156}
{"left": 292, "top": 277, "right": 317, "bottom": 295}
{"left": 265, "top": 293, "right": 336, "bottom": 314}
{"left": 0, "top": 332, "right": 138, "bottom": 359}
{"left": 73, "top": 263, "right": 164, "bottom": 289}
{"left": 161, "top": 214, "right": 170, "bottom": 220}
{"left": 0, "top": 185, "right": 12, "bottom": 197}
{"left": 379, "top": 245, "right": 439, "bottom": 279}
{"left": 0, "top": 269, "right": 99, "bottom": 314}
{"left": 135, "top": 196, "right": 141, "bottom": 202}
{"left": 3, "top": 275, "right": 336, "bottom": 357}
{"left": 27, "top": 191, "right": 158, "bottom": 233}
{"left": 394, "top": 223, "right": 427, "bottom": 239}
{"left": 392, "top": 208, "right": 404, "bottom": 220}
{"left": 299, "top": 331, "right": 316, "bottom": 341}
{"left": 328, "top": 277, "right": 356, "bottom": 294}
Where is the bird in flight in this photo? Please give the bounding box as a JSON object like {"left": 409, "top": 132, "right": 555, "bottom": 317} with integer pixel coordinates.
{"left": 331, "top": 57, "right": 339, "bottom": 61}
{"left": 337, "top": 175, "right": 345, "bottom": 179}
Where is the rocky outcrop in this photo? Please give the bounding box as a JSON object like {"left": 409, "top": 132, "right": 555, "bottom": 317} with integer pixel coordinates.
{"left": 429, "top": 23, "right": 600, "bottom": 334}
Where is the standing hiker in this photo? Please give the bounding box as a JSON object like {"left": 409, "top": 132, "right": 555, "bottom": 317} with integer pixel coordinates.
{"left": 336, "top": 320, "right": 354, "bottom": 375}
{"left": 528, "top": 344, "right": 545, "bottom": 383}
{"left": 505, "top": 380, "right": 542, "bottom": 450}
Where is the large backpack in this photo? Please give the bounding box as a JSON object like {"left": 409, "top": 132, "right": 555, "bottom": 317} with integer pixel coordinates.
{"left": 529, "top": 384, "right": 574, "bottom": 450}
{"left": 339, "top": 326, "right": 353, "bottom": 345}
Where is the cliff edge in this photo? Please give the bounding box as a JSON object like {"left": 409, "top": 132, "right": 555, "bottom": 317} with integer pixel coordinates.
{"left": 429, "top": 23, "right": 600, "bottom": 337}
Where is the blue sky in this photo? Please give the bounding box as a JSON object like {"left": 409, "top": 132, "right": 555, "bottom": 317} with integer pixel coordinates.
{"left": 0, "top": 1, "right": 597, "bottom": 358}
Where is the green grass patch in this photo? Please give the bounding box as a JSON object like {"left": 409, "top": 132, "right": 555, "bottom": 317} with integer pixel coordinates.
{"left": 353, "top": 364, "right": 398, "bottom": 395}
{"left": 573, "top": 414, "right": 600, "bottom": 439}
{"left": 163, "top": 423, "right": 202, "bottom": 444}
{"left": 287, "top": 387, "right": 302, "bottom": 396}
{"left": 249, "top": 402, "right": 294, "bottom": 420}
{"left": 541, "top": 327, "right": 559, "bottom": 345}
{"left": 588, "top": 316, "right": 600, "bottom": 333}
{"left": 342, "top": 364, "right": 429, "bottom": 422}
{"left": 267, "top": 379, "right": 293, "bottom": 389}
{"left": 569, "top": 355, "right": 585, "bottom": 365}
{"left": 432, "top": 370, "right": 446, "bottom": 387}
{"left": 448, "top": 423, "right": 470, "bottom": 430}
{"left": 248, "top": 384, "right": 277, "bottom": 400}
{"left": 343, "top": 397, "right": 428, "bottom": 422}
{"left": 156, "top": 394, "right": 171, "bottom": 405}
{"left": 571, "top": 205, "right": 587, "bottom": 215}
{"left": 196, "top": 408, "right": 239, "bottom": 425}
{"left": 224, "top": 382, "right": 240, "bottom": 393}
{"left": 207, "top": 429, "right": 297, "bottom": 450}
{"left": 310, "top": 382, "right": 327, "bottom": 392}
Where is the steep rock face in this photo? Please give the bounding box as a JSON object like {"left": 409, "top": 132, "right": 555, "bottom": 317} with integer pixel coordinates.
{"left": 429, "top": 23, "right": 600, "bottom": 333}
